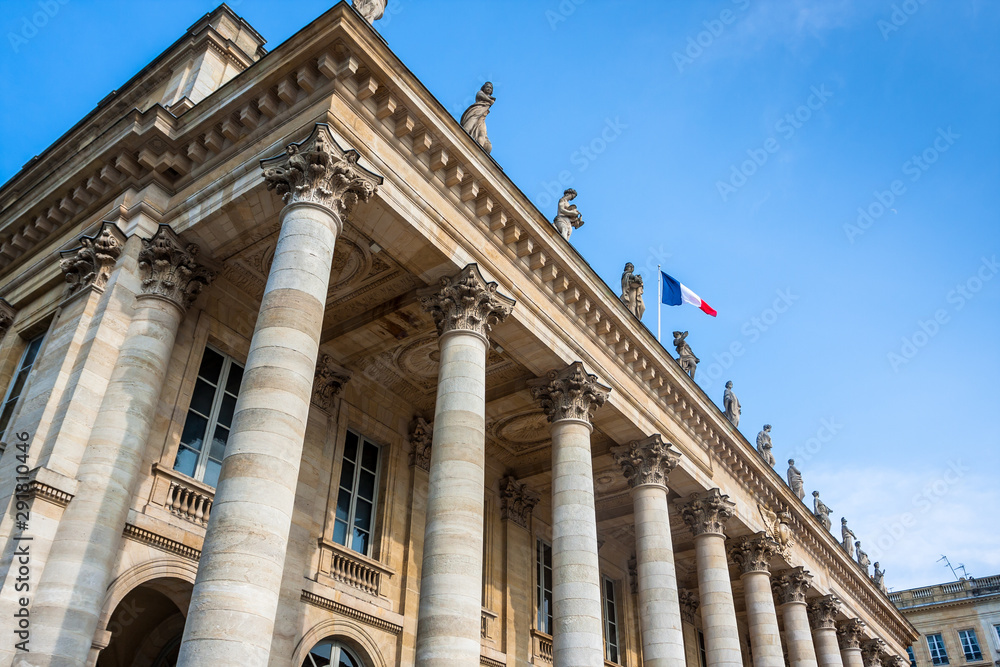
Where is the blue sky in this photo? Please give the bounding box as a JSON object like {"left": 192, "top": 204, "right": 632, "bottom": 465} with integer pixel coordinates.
{"left": 1, "top": 1, "right": 997, "bottom": 590}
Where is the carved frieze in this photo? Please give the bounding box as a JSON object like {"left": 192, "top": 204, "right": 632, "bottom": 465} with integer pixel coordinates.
{"left": 611, "top": 434, "right": 680, "bottom": 489}
{"left": 59, "top": 222, "right": 126, "bottom": 294}
{"left": 677, "top": 488, "right": 735, "bottom": 537}
{"left": 313, "top": 354, "right": 352, "bottom": 410}
{"left": 772, "top": 567, "right": 813, "bottom": 605}
{"left": 137, "top": 225, "right": 214, "bottom": 311}
{"left": 408, "top": 417, "right": 432, "bottom": 471}
{"left": 419, "top": 263, "right": 515, "bottom": 340}
{"left": 527, "top": 362, "right": 611, "bottom": 424}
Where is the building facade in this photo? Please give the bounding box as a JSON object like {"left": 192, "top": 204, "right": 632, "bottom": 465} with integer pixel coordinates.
{"left": 0, "top": 3, "right": 917, "bottom": 667}
{"left": 892, "top": 577, "right": 1000, "bottom": 667}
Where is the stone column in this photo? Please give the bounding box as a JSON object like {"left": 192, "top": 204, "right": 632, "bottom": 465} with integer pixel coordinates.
{"left": 861, "top": 639, "right": 887, "bottom": 667}
{"left": 677, "top": 488, "right": 741, "bottom": 667}
{"left": 500, "top": 476, "right": 540, "bottom": 667}
{"left": 837, "top": 619, "right": 867, "bottom": 667}
{"left": 809, "top": 595, "right": 845, "bottom": 667}
{"left": 177, "top": 125, "right": 382, "bottom": 666}
{"left": 679, "top": 589, "right": 701, "bottom": 667}
{"left": 19, "top": 226, "right": 211, "bottom": 667}
{"left": 528, "top": 363, "right": 611, "bottom": 667}
{"left": 413, "top": 264, "right": 515, "bottom": 667}
{"left": 774, "top": 567, "right": 820, "bottom": 667}
{"left": 611, "top": 434, "right": 685, "bottom": 667}
{"left": 728, "top": 533, "right": 784, "bottom": 667}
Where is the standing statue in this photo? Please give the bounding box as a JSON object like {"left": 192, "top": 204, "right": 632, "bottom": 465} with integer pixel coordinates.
{"left": 786, "top": 459, "right": 805, "bottom": 500}
{"left": 812, "top": 491, "right": 832, "bottom": 531}
{"left": 620, "top": 263, "right": 645, "bottom": 319}
{"left": 673, "top": 331, "right": 699, "bottom": 379}
{"left": 352, "top": 0, "right": 386, "bottom": 23}
{"left": 841, "top": 518, "right": 856, "bottom": 559}
{"left": 723, "top": 381, "right": 741, "bottom": 427}
{"left": 460, "top": 82, "right": 495, "bottom": 154}
{"left": 873, "top": 563, "right": 887, "bottom": 594}
{"left": 856, "top": 541, "right": 871, "bottom": 574}
{"left": 553, "top": 188, "right": 585, "bottom": 240}
{"left": 756, "top": 425, "right": 776, "bottom": 467}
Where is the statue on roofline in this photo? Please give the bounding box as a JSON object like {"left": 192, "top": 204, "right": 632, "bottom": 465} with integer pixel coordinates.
{"left": 460, "top": 82, "right": 495, "bottom": 154}
{"left": 621, "top": 263, "right": 645, "bottom": 319}
{"left": 553, "top": 188, "right": 584, "bottom": 240}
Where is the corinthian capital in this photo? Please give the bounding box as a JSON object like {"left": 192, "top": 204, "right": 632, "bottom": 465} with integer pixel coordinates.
{"left": 419, "top": 263, "right": 515, "bottom": 340}
{"left": 678, "top": 588, "right": 699, "bottom": 624}
{"left": 728, "top": 532, "right": 778, "bottom": 575}
{"left": 837, "top": 619, "right": 867, "bottom": 650}
{"left": 807, "top": 594, "right": 842, "bottom": 629}
{"left": 528, "top": 362, "right": 610, "bottom": 424}
{"left": 59, "top": 222, "right": 126, "bottom": 294}
{"left": 612, "top": 434, "right": 680, "bottom": 489}
{"left": 137, "top": 225, "right": 214, "bottom": 311}
{"left": 861, "top": 639, "right": 888, "bottom": 667}
{"left": 313, "top": 354, "right": 352, "bottom": 410}
{"left": 0, "top": 299, "right": 14, "bottom": 339}
{"left": 499, "top": 476, "right": 539, "bottom": 529}
{"left": 677, "top": 488, "right": 735, "bottom": 537}
{"left": 772, "top": 566, "right": 814, "bottom": 605}
{"left": 261, "top": 124, "right": 383, "bottom": 217}
{"left": 409, "top": 417, "right": 432, "bottom": 471}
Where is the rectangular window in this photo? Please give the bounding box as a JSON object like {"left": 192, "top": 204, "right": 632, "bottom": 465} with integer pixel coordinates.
{"left": 994, "top": 625, "right": 1000, "bottom": 649}
{"left": 908, "top": 646, "right": 917, "bottom": 667}
{"left": 698, "top": 629, "right": 708, "bottom": 667}
{"left": 602, "top": 577, "right": 620, "bottom": 664}
{"left": 332, "top": 430, "right": 381, "bottom": 557}
{"left": 958, "top": 630, "right": 982, "bottom": 662}
{"left": 0, "top": 334, "right": 44, "bottom": 437}
{"left": 927, "top": 634, "right": 949, "bottom": 666}
{"left": 536, "top": 539, "right": 553, "bottom": 635}
{"left": 173, "top": 347, "right": 243, "bottom": 488}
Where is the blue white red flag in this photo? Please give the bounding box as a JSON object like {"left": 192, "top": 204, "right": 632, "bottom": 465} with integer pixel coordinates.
{"left": 660, "top": 271, "right": 717, "bottom": 317}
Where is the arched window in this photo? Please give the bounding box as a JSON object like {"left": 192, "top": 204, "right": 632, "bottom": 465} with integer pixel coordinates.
{"left": 302, "top": 639, "right": 363, "bottom": 667}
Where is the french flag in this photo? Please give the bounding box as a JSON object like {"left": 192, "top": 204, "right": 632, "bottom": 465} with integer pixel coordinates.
{"left": 661, "top": 271, "right": 717, "bottom": 317}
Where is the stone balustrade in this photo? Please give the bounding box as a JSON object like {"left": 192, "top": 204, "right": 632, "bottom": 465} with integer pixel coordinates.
{"left": 317, "top": 538, "right": 394, "bottom": 598}
{"left": 147, "top": 463, "right": 216, "bottom": 528}
{"left": 532, "top": 630, "right": 554, "bottom": 663}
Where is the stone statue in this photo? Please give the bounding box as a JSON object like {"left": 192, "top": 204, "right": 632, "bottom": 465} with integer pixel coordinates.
{"left": 352, "top": 0, "right": 386, "bottom": 24}
{"left": 812, "top": 491, "right": 832, "bottom": 531}
{"left": 723, "top": 381, "right": 740, "bottom": 427}
{"left": 873, "top": 563, "right": 887, "bottom": 594}
{"left": 786, "top": 459, "right": 805, "bottom": 500}
{"left": 841, "top": 518, "right": 856, "bottom": 559}
{"left": 460, "top": 82, "right": 495, "bottom": 154}
{"left": 856, "top": 541, "right": 871, "bottom": 574}
{"left": 673, "top": 331, "right": 699, "bottom": 379}
{"left": 553, "top": 188, "right": 584, "bottom": 240}
{"left": 620, "top": 263, "right": 645, "bottom": 319}
{"left": 756, "top": 425, "right": 776, "bottom": 467}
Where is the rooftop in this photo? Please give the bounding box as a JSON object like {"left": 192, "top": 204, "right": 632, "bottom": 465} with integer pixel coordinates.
{"left": 890, "top": 575, "right": 1000, "bottom": 610}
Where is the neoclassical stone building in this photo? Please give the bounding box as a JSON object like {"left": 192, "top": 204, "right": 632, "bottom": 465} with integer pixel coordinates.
{"left": 0, "top": 3, "right": 917, "bottom": 667}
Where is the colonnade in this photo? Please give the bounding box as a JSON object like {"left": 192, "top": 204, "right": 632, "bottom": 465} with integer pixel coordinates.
{"left": 6, "top": 125, "right": 901, "bottom": 667}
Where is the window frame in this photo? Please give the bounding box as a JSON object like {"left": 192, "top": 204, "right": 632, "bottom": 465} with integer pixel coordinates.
{"left": 927, "top": 633, "right": 950, "bottom": 666}
{"left": 958, "top": 629, "right": 982, "bottom": 662}
{"left": 331, "top": 430, "right": 383, "bottom": 558}
{"left": 302, "top": 638, "right": 363, "bottom": 667}
{"left": 698, "top": 629, "right": 708, "bottom": 667}
{"left": 536, "top": 538, "right": 553, "bottom": 635}
{"left": 0, "top": 333, "right": 45, "bottom": 440}
{"left": 173, "top": 346, "right": 244, "bottom": 487}
{"left": 602, "top": 575, "right": 621, "bottom": 664}
{"left": 907, "top": 645, "right": 917, "bottom": 667}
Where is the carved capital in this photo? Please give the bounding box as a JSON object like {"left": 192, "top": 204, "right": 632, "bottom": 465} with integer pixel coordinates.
{"left": 837, "top": 619, "right": 867, "bottom": 650}
{"left": 59, "top": 222, "right": 126, "bottom": 294}
{"left": 677, "top": 488, "right": 735, "bottom": 537}
{"left": 419, "top": 263, "right": 515, "bottom": 340}
{"left": 883, "top": 656, "right": 906, "bottom": 667}
{"left": 807, "top": 594, "right": 842, "bottom": 629}
{"left": 728, "top": 532, "right": 779, "bottom": 575}
{"left": 0, "top": 299, "right": 15, "bottom": 339}
{"left": 499, "top": 476, "right": 539, "bottom": 529}
{"left": 408, "top": 418, "right": 432, "bottom": 471}
{"left": 861, "top": 639, "right": 888, "bottom": 667}
{"left": 261, "top": 124, "right": 383, "bottom": 217}
{"left": 527, "top": 362, "right": 611, "bottom": 424}
{"left": 679, "top": 588, "right": 699, "bottom": 624}
{"left": 772, "top": 566, "right": 813, "bottom": 605}
{"left": 137, "top": 225, "right": 214, "bottom": 311}
{"left": 612, "top": 434, "right": 680, "bottom": 489}
{"left": 313, "top": 354, "right": 351, "bottom": 410}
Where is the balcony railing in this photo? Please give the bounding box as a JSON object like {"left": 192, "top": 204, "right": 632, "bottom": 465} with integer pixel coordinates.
{"left": 147, "top": 463, "right": 215, "bottom": 527}
{"left": 532, "top": 630, "right": 553, "bottom": 663}
{"left": 317, "top": 538, "right": 394, "bottom": 598}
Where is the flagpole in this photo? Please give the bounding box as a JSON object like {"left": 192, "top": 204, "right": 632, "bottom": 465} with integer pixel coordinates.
{"left": 657, "top": 263, "right": 662, "bottom": 343}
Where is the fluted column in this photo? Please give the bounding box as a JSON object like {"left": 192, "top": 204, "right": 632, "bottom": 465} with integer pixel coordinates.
{"left": 20, "top": 226, "right": 211, "bottom": 667}
{"left": 528, "top": 363, "right": 611, "bottom": 667}
{"left": 413, "top": 264, "right": 515, "bottom": 667}
{"left": 809, "top": 595, "right": 845, "bottom": 667}
{"left": 178, "top": 125, "right": 382, "bottom": 666}
{"left": 729, "top": 533, "right": 783, "bottom": 667}
{"left": 611, "top": 434, "right": 685, "bottom": 667}
{"left": 774, "top": 567, "right": 819, "bottom": 667}
{"left": 837, "top": 620, "right": 867, "bottom": 667}
{"left": 677, "top": 489, "right": 741, "bottom": 667}
{"left": 860, "top": 639, "right": 887, "bottom": 667}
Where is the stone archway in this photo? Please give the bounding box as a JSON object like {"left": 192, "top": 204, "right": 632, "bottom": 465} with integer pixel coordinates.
{"left": 95, "top": 577, "right": 191, "bottom": 667}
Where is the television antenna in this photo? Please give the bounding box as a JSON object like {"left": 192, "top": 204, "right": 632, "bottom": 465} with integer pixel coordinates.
{"left": 937, "top": 555, "right": 965, "bottom": 580}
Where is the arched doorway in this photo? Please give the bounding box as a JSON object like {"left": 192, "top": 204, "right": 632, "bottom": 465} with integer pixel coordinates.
{"left": 302, "top": 638, "right": 365, "bottom": 667}
{"left": 97, "top": 578, "right": 191, "bottom": 667}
